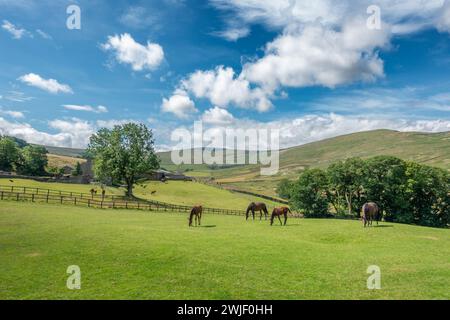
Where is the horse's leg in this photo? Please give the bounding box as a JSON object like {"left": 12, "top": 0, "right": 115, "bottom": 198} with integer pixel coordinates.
{"left": 252, "top": 209, "right": 255, "bottom": 221}
{"left": 199, "top": 213, "right": 202, "bottom": 226}
{"left": 260, "top": 210, "right": 263, "bottom": 221}
{"left": 284, "top": 213, "right": 288, "bottom": 226}
{"left": 278, "top": 215, "right": 283, "bottom": 226}
{"left": 270, "top": 214, "right": 274, "bottom": 226}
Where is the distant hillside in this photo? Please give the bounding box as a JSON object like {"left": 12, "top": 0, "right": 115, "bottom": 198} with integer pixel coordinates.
{"left": 159, "top": 130, "right": 450, "bottom": 197}
{"left": 33, "top": 130, "right": 450, "bottom": 196}
{"left": 43, "top": 145, "right": 85, "bottom": 158}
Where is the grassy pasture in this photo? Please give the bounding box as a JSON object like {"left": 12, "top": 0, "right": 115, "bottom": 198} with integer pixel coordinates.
{"left": 0, "top": 179, "right": 284, "bottom": 210}
{"left": 134, "top": 180, "right": 283, "bottom": 209}
{"left": 0, "top": 201, "right": 449, "bottom": 300}
{"left": 47, "top": 154, "right": 86, "bottom": 169}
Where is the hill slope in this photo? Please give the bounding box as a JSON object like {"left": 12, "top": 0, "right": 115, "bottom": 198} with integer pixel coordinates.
{"left": 160, "top": 130, "right": 450, "bottom": 197}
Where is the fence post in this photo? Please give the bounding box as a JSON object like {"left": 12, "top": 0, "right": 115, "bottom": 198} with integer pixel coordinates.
{"left": 1, "top": 191, "right": 3, "bottom": 200}
{"left": 60, "top": 196, "right": 63, "bottom": 204}
{"left": 88, "top": 199, "right": 91, "bottom": 207}
{"left": 32, "top": 194, "right": 34, "bottom": 202}
{"left": 74, "top": 198, "right": 77, "bottom": 206}
{"left": 16, "top": 193, "right": 19, "bottom": 201}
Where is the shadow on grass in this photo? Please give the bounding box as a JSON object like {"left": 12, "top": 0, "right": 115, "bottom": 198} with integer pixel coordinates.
{"left": 200, "top": 225, "right": 217, "bottom": 228}
{"left": 372, "top": 225, "right": 394, "bottom": 228}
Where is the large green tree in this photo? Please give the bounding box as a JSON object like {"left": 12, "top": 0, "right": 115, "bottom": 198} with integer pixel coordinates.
{"left": 17, "top": 145, "right": 48, "bottom": 176}
{"left": 87, "top": 123, "right": 160, "bottom": 197}
{"left": 0, "top": 137, "right": 20, "bottom": 172}
{"left": 290, "top": 168, "right": 330, "bottom": 217}
{"left": 327, "top": 158, "right": 366, "bottom": 216}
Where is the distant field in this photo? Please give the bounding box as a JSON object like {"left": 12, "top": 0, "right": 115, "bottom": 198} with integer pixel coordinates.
{"left": 0, "top": 179, "right": 284, "bottom": 210}
{"left": 0, "top": 179, "right": 124, "bottom": 196}
{"left": 134, "top": 180, "right": 284, "bottom": 209}
{"left": 47, "top": 154, "right": 86, "bottom": 169}
{"left": 1, "top": 201, "right": 449, "bottom": 299}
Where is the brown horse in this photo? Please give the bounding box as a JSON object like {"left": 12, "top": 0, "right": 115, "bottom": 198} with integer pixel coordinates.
{"left": 189, "top": 205, "right": 203, "bottom": 227}
{"left": 246, "top": 202, "right": 269, "bottom": 221}
{"left": 361, "top": 202, "right": 379, "bottom": 227}
{"left": 271, "top": 207, "right": 291, "bottom": 226}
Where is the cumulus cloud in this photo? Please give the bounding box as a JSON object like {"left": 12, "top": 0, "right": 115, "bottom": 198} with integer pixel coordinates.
{"left": 178, "top": 66, "right": 273, "bottom": 112}
{"left": 202, "top": 107, "right": 235, "bottom": 125}
{"left": 0, "top": 117, "right": 92, "bottom": 148}
{"left": 102, "top": 33, "right": 164, "bottom": 71}
{"left": 0, "top": 117, "right": 146, "bottom": 148}
{"left": 1, "top": 20, "right": 29, "bottom": 39}
{"left": 161, "top": 91, "right": 198, "bottom": 118}
{"left": 159, "top": 0, "right": 450, "bottom": 116}
{"left": 63, "top": 104, "right": 108, "bottom": 113}
{"left": 242, "top": 21, "right": 389, "bottom": 91}
{"left": 18, "top": 73, "right": 73, "bottom": 94}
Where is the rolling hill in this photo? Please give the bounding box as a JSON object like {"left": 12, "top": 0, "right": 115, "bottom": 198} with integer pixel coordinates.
{"left": 159, "top": 130, "right": 450, "bottom": 197}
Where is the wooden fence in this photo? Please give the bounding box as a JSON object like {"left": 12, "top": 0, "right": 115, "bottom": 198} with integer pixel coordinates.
{"left": 0, "top": 185, "right": 248, "bottom": 216}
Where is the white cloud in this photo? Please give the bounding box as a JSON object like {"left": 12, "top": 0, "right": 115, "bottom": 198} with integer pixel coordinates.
{"left": 165, "top": 0, "right": 448, "bottom": 114}
{"left": 161, "top": 91, "right": 198, "bottom": 119}
{"left": 1, "top": 20, "right": 29, "bottom": 39}
{"left": 190, "top": 113, "right": 450, "bottom": 149}
{"left": 202, "top": 107, "right": 235, "bottom": 125}
{"left": 63, "top": 104, "right": 108, "bottom": 113}
{"left": 18, "top": 73, "right": 73, "bottom": 94}
{"left": 242, "top": 21, "right": 389, "bottom": 91}
{"left": 213, "top": 26, "right": 250, "bottom": 41}
{"left": 36, "top": 29, "right": 52, "bottom": 40}
{"left": 0, "top": 117, "right": 92, "bottom": 148}
{"left": 102, "top": 33, "right": 164, "bottom": 71}
{"left": 0, "top": 109, "right": 25, "bottom": 119}
{"left": 179, "top": 66, "right": 272, "bottom": 112}
{"left": 3, "top": 91, "right": 34, "bottom": 102}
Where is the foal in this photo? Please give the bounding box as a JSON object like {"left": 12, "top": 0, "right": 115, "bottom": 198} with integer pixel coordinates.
{"left": 271, "top": 207, "right": 291, "bottom": 226}
{"left": 189, "top": 205, "right": 203, "bottom": 227}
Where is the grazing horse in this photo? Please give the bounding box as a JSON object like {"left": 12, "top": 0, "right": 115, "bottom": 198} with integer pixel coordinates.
{"left": 361, "top": 202, "right": 380, "bottom": 227}
{"left": 246, "top": 202, "right": 269, "bottom": 221}
{"left": 271, "top": 207, "right": 291, "bottom": 226}
{"left": 189, "top": 205, "right": 203, "bottom": 227}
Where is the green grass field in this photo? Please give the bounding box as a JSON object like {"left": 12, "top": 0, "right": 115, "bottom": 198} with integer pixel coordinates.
{"left": 133, "top": 181, "right": 283, "bottom": 209}
{"left": 1, "top": 201, "right": 449, "bottom": 300}
{"left": 0, "top": 179, "right": 284, "bottom": 210}
{"left": 0, "top": 179, "right": 125, "bottom": 196}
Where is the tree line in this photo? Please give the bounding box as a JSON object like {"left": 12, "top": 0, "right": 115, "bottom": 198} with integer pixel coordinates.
{"left": 277, "top": 156, "right": 450, "bottom": 228}
{"left": 0, "top": 135, "right": 83, "bottom": 177}
{"left": 0, "top": 136, "right": 48, "bottom": 176}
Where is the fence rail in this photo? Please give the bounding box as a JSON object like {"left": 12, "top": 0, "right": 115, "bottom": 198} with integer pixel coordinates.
{"left": 0, "top": 184, "right": 304, "bottom": 218}
{"left": 0, "top": 186, "right": 248, "bottom": 216}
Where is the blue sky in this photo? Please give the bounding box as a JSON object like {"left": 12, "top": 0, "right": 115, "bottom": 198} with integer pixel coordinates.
{"left": 1, "top": 0, "right": 450, "bottom": 149}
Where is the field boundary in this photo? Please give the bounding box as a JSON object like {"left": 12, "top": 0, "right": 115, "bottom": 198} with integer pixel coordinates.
{"left": 0, "top": 185, "right": 250, "bottom": 216}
